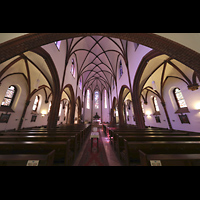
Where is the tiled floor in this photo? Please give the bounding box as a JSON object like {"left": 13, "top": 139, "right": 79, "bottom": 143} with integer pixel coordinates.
{"left": 73, "top": 127, "right": 122, "bottom": 166}
{"left": 99, "top": 128, "right": 122, "bottom": 166}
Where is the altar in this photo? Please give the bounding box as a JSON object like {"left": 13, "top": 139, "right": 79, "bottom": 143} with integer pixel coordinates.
{"left": 92, "top": 112, "right": 101, "bottom": 125}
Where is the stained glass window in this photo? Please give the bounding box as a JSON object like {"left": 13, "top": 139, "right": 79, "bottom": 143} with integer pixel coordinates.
{"left": 104, "top": 90, "right": 107, "bottom": 109}
{"left": 86, "top": 89, "right": 90, "bottom": 109}
{"left": 1, "top": 85, "right": 16, "bottom": 107}
{"left": 55, "top": 41, "right": 61, "bottom": 50}
{"left": 153, "top": 97, "right": 160, "bottom": 112}
{"left": 174, "top": 88, "right": 187, "bottom": 108}
{"left": 94, "top": 91, "right": 99, "bottom": 109}
{"left": 119, "top": 60, "right": 123, "bottom": 78}
{"left": 32, "top": 95, "right": 40, "bottom": 112}
{"left": 71, "top": 58, "right": 75, "bottom": 78}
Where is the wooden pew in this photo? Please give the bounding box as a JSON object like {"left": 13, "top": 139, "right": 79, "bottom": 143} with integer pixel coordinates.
{"left": 0, "top": 134, "right": 78, "bottom": 160}
{"left": 0, "top": 124, "right": 92, "bottom": 166}
{"left": 1, "top": 131, "right": 81, "bottom": 153}
{"left": 18, "top": 124, "right": 91, "bottom": 144}
{"left": 0, "top": 140, "right": 71, "bottom": 166}
{"left": 109, "top": 129, "right": 188, "bottom": 143}
{"left": 116, "top": 134, "right": 200, "bottom": 159}
{"left": 0, "top": 150, "right": 55, "bottom": 166}
{"left": 17, "top": 130, "right": 84, "bottom": 146}
{"left": 139, "top": 150, "right": 200, "bottom": 166}
{"left": 111, "top": 131, "right": 188, "bottom": 148}
{"left": 102, "top": 125, "right": 107, "bottom": 136}
{"left": 123, "top": 140, "right": 200, "bottom": 166}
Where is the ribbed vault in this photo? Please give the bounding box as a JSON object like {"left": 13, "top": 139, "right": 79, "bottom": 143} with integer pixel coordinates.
{"left": 66, "top": 35, "right": 130, "bottom": 95}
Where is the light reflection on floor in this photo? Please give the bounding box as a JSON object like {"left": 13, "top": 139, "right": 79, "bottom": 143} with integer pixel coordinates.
{"left": 99, "top": 129, "right": 122, "bottom": 166}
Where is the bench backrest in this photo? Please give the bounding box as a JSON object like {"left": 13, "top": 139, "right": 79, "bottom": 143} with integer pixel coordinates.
{"left": 139, "top": 150, "right": 200, "bottom": 166}
{"left": 124, "top": 140, "right": 200, "bottom": 166}
{"left": 0, "top": 150, "right": 55, "bottom": 166}
{"left": 0, "top": 140, "right": 71, "bottom": 165}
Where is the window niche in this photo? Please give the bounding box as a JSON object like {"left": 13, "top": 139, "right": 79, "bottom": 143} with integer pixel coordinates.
{"left": 119, "top": 60, "right": 123, "bottom": 79}
{"left": 152, "top": 96, "right": 160, "bottom": 116}
{"left": 0, "top": 85, "right": 17, "bottom": 113}
{"left": 71, "top": 58, "right": 76, "bottom": 78}
{"left": 55, "top": 41, "right": 61, "bottom": 51}
{"left": 173, "top": 88, "right": 189, "bottom": 114}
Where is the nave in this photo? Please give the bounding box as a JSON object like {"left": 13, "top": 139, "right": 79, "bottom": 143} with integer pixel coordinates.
{"left": 73, "top": 125, "right": 121, "bottom": 166}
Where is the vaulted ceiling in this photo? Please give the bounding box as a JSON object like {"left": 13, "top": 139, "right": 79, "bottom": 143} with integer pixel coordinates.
{"left": 65, "top": 36, "right": 131, "bottom": 94}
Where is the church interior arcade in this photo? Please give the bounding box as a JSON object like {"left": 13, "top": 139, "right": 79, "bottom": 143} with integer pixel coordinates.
{"left": 0, "top": 33, "right": 200, "bottom": 133}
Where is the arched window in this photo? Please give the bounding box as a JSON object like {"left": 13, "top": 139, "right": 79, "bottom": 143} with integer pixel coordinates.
{"left": 113, "top": 77, "right": 115, "bottom": 90}
{"left": 1, "top": 85, "right": 17, "bottom": 107}
{"left": 94, "top": 91, "right": 99, "bottom": 109}
{"left": 48, "top": 101, "right": 52, "bottom": 113}
{"left": 71, "top": 58, "right": 76, "bottom": 78}
{"left": 32, "top": 95, "right": 40, "bottom": 112}
{"left": 58, "top": 103, "right": 62, "bottom": 117}
{"left": 152, "top": 96, "right": 160, "bottom": 113}
{"left": 79, "top": 76, "right": 82, "bottom": 90}
{"left": 119, "top": 60, "right": 123, "bottom": 79}
{"left": 173, "top": 88, "right": 187, "bottom": 109}
{"left": 104, "top": 89, "right": 107, "bottom": 109}
{"left": 141, "top": 101, "right": 145, "bottom": 114}
{"left": 86, "top": 89, "right": 90, "bottom": 109}
{"left": 55, "top": 41, "right": 61, "bottom": 50}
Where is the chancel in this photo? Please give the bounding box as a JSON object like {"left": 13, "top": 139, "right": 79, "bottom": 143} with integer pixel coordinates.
{"left": 93, "top": 112, "right": 100, "bottom": 119}
{"left": 0, "top": 33, "right": 200, "bottom": 166}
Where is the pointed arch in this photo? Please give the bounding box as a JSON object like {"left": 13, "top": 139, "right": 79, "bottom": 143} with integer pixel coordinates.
{"left": 118, "top": 85, "right": 131, "bottom": 125}
{"left": 132, "top": 50, "right": 163, "bottom": 129}
{"left": 30, "top": 47, "right": 60, "bottom": 129}
{"left": 62, "top": 84, "right": 75, "bottom": 124}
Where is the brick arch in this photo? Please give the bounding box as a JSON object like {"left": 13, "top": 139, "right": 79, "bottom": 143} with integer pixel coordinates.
{"left": 0, "top": 33, "right": 200, "bottom": 75}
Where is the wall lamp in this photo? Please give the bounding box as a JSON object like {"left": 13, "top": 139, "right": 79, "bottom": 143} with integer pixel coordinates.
{"left": 41, "top": 110, "right": 47, "bottom": 117}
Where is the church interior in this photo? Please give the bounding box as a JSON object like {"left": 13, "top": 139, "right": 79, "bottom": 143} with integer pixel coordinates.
{"left": 0, "top": 33, "right": 200, "bottom": 166}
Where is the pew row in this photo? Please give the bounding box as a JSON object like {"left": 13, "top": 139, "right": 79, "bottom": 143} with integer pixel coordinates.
{"left": 123, "top": 140, "right": 200, "bottom": 166}
{"left": 0, "top": 140, "right": 71, "bottom": 166}
{"left": 0, "top": 150, "right": 55, "bottom": 166}
{"left": 139, "top": 150, "right": 200, "bottom": 166}
{"left": 116, "top": 134, "right": 200, "bottom": 159}
{"left": 0, "top": 134, "right": 78, "bottom": 160}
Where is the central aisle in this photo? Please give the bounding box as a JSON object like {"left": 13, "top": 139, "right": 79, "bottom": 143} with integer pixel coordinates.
{"left": 73, "top": 126, "right": 122, "bottom": 166}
